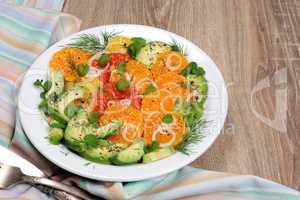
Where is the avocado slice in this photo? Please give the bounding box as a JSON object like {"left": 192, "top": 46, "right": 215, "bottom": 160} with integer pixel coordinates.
{"left": 143, "top": 147, "right": 175, "bottom": 163}
{"left": 46, "top": 70, "right": 64, "bottom": 99}
{"left": 187, "top": 75, "right": 208, "bottom": 103}
{"left": 64, "top": 110, "right": 122, "bottom": 153}
{"left": 80, "top": 143, "right": 128, "bottom": 164}
{"left": 112, "top": 139, "right": 145, "bottom": 165}
{"left": 49, "top": 127, "right": 64, "bottom": 145}
{"left": 136, "top": 41, "right": 171, "bottom": 67}
{"left": 56, "top": 85, "right": 87, "bottom": 120}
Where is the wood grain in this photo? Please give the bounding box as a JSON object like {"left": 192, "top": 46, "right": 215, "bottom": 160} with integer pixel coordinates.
{"left": 63, "top": 0, "right": 300, "bottom": 189}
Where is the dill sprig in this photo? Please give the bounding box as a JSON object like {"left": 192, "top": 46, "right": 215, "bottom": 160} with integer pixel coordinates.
{"left": 176, "top": 119, "right": 206, "bottom": 155}
{"left": 169, "top": 37, "right": 186, "bottom": 55}
{"left": 64, "top": 30, "right": 122, "bottom": 53}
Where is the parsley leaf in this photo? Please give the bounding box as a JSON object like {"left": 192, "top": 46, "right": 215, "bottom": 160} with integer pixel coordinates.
{"left": 89, "top": 112, "right": 99, "bottom": 128}
{"left": 84, "top": 134, "right": 98, "bottom": 148}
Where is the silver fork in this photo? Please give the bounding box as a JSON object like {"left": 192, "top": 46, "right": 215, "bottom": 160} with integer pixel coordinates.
{"left": 0, "top": 163, "right": 97, "bottom": 200}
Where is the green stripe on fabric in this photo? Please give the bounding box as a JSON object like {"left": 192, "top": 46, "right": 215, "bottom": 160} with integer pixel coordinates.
{"left": 0, "top": 15, "right": 51, "bottom": 46}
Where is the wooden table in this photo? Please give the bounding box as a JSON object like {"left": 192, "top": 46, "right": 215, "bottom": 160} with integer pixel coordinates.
{"left": 64, "top": 0, "right": 300, "bottom": 189}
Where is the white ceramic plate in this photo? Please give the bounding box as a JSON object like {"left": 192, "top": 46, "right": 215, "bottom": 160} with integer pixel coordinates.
{"left": 18, "top": 24, "right": 228, "bottom": 182}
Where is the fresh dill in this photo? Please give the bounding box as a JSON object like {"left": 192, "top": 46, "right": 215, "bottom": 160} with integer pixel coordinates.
{"left": 176, "top": 119, "right": 206, "bottom": 155}
{"left": 64, "top": 30, "right": 122, "bottom": 53}
{"left": 169, "top": 37, "right": 186, "bottom": 55}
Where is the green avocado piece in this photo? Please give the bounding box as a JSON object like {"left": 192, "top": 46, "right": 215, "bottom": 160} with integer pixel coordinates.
{"left": 64, "top": 110, "right": 122, "bottom": 153}
{"left": 136, "top": 41, "right": 171, "bottom": 67}
{"left": 143, "top": 147, "right": 175, "bottom": 163}
{"left": 187, "top": 75, "right": 208, "bottom": 103}
{"left": 111, "top": 139, "right": 145, "bottom": 165}
{"left": 49, "top": 127, "right": 63, "bottom": 145}
{"left": 80, "top": 143, "right": 128, "bottom": 164}
{"left": 46, "top": 70, "right": 64, "bottom": 99}
{"left": 56, "top": 85, "right": 86, "bottom": 120}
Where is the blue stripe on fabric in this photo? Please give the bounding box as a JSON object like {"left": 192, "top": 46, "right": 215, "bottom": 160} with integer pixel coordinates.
{"left": 0, "top": 42, "right": 36, "bottom": 64}
{"left": 0, "top": 4, "right": 57, "bottom": 31}
{"left": 0, "top": 15, "right": 51, "bottom": 47}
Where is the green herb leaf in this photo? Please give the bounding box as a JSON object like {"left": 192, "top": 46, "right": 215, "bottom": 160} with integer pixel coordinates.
{"left": 144, "top": 140, "right": 160, "bottom": 153}
{"left": 162, "top": 114, "right": 173, "bottom": 124}
{"left": 34, "top": 79, "right": 43, "bottom": 88}
{"left": 176, "top": 119, "right": 206, "bottom": 155}
{"left": 116, "top": 61, "right": 127, "bottom": 73}
{"left": 127, "top": 37, "right": 146, "bottom": 58}
{"left": 84, "top": 134, "right": 98, "bottom": 148}
{"left": 77, "top": 64, "right": 89, "bottom": 77}
{"left": 149, "top": 141, "right": 160, "bottom": 151}
{"left": 97, "top": 139, "right": 111, "bottom": 147}
{"left": 99, "top": 54, "right": 110, "bottom": 67}
{"left": 89, "top": 112, "right": 99, "bottom": 128}
{"left": 50, "top": 122, "right": 67, "bottom": 129}
{"left": 116, "top": 79, "right": 130, "bottom": 92}
{"left": 131, "top": 37, "right": 146, "bottom": 45}
{"left": 169, "top": 37, "right": 185, "bottom": 55}
{"left": 143, "top": 85, "right": 157, "bottom": 95}
{"left": 181, "top": 62, "right": 205, "bottom": 77}
{"left": 40, "top": 91, "right": 46, "bottom": 99}
{"left": 43, "top": 80, "right": 52, "bottom": 92}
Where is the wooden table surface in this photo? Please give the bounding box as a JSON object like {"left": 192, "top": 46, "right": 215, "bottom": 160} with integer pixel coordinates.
{"left": 64, "top": 0, "right": 300, "bottom": 189}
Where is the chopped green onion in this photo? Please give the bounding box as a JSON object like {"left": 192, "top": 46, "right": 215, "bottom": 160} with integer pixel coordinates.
{"left": 143, "top": 85, "right": 157, "bottom": 95}
{"left": 77, "top": 64, "right": 89, "bottom": 77}
{"left": 116, "top": 61, "right": 127, "bottom": 73}
{"left": 99, "top": 54, "right": 110, "bottom": 67}
{"left": 116, "top": 79, "right": 130, "bottom": 92}
{"left": 162, "top": 114, "right": 173, "bottom": 124}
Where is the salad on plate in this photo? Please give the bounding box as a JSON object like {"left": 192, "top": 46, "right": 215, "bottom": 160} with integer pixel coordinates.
{"left": 33, "top": 31, "right": 208, "bottom": 165}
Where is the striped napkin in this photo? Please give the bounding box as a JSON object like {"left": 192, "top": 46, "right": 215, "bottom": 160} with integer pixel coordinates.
{"left": 0, "top": 1, "right": 299, "bottom": 199}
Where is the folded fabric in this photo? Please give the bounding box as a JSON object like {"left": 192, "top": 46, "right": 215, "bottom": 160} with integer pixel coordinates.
{"left": 0, "top": 1, "right": 299, "bottom": 200}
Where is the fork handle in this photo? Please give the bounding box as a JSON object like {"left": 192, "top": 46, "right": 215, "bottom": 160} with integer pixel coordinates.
{"left": 22, "top": 176, "right": 96, "bottom": 200}
{"left": 37, "top": 185, "right": 82, "bottom": 200}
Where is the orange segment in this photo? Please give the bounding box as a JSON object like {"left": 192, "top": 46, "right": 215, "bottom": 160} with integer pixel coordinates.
{"left": 151, "top": 51, "right": 188, "bottom": 78}
{"left": 143, "top": 113, "right": 186, "bottom": 146}
{"left": 151, "top": 59, "right": 169, "bottom": 80}
{"left": 100, "top": 104, "right": 144, "bottom": 144}
{"left": 49, "top": 48, "right": 92, "bottom": 81}
{"left": 126, "top": 60, "right": 152, "bottom": 94}
{"left": 155, "top": 71, "right": 190, "bottom": 101}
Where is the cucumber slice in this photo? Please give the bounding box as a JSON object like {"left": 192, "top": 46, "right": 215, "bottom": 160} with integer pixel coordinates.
{"left": 112, "top": 139, "right": 145, "bottom": 165}
{"left": 143, "top": 147, "right": 175, "bottom": 163}
{"left": 136, "top": 41, "right": 171, "bottom": 67}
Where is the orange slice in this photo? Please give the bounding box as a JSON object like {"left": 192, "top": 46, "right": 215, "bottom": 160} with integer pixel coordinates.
{"left": 151, "top": 51, "right": 188, "bottom": 79}
{"left": 100, "top": 104, "right": 144, "bottom": 144}
{"left": 155, "top": 71, "right": 190, "bottom": 101}
{"left": 49, "top": 48, "right": 92, "bottom": 81}
{"left": 143, "top": 113, "right": 186, "bottom": 146}
{"left": 126, "top": 60, "right": 153, "bottom": 94}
